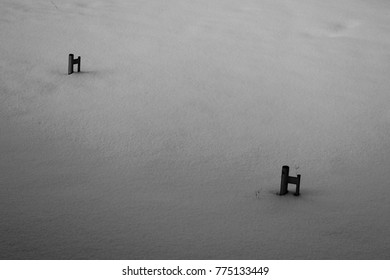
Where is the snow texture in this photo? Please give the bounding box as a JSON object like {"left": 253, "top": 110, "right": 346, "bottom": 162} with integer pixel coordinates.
{"left": 1, "top": 0, "right": 390, "bottom": 259}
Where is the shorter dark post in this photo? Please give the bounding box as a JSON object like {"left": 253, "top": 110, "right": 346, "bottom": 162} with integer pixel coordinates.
{"left": 77, "top": 56, "right": 81, "bottom": 72}
{"left": 279, "top": 165, "right": 289, "bottom": 195}
{"left": 294, "top": 174, "right": 301, "bottom": 196}
{"left": 68, "top": 54, "right": 74, "bottom": 75}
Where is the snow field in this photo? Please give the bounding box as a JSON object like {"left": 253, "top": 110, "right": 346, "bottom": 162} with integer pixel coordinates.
{"left": 1, "top": 0, "right": 390, "bottom": 259}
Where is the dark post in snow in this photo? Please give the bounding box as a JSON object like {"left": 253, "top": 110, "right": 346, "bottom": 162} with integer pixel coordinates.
{"left": 68, "top": 54, "right": 81, "bottom": 75}
{"left": 279, "top": 165, "right": 301, "bottom": 196}
{"left": 294, "top": 175, "right": 301, "bottom": 196}
{"left": 68, "top": 54, "right": 73, "bottom": 75}
{"left": 279, "top": 165, "right": 289, "bottom": 195}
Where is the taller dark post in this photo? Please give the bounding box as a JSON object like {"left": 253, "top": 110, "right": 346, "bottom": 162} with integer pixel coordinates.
{"left": 279, "top": 165, "right": 289, "bottom": 195}
{"left": 68, "top": 54, "right": 74, "bottom": 75}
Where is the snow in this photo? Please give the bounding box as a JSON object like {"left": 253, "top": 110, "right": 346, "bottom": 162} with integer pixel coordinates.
{"left": 1, "top": 0, "right": 390, "bottom": 259}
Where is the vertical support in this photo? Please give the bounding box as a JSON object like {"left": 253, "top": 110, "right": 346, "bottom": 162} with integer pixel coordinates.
{"left": 68, "top": 54, "right": 74, "bottom": 75}
{"left": 279, "top": 165, "right": 289, "bottom": 195}
{"left": 77, "top": 56, "right": 81, "bottom": 72}
{"left": 294, "top": 174, "right": 301, "bottom": 196}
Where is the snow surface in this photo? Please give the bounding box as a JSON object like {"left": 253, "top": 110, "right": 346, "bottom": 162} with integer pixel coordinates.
{"left": 1, "top": 0, "right": 390, "bottom": 259}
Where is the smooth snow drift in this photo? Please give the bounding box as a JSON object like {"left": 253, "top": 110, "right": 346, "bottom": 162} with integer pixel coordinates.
{"left": 1, "top": 0, "right": 390, "bottom": 259}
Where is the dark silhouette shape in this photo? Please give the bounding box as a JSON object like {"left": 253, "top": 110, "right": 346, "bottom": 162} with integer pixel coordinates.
{"left": 68, "top": 54, "right": 81, "bottom": 75}
{"left": 279, "top": 165, "right": 301, "bottom": 196}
